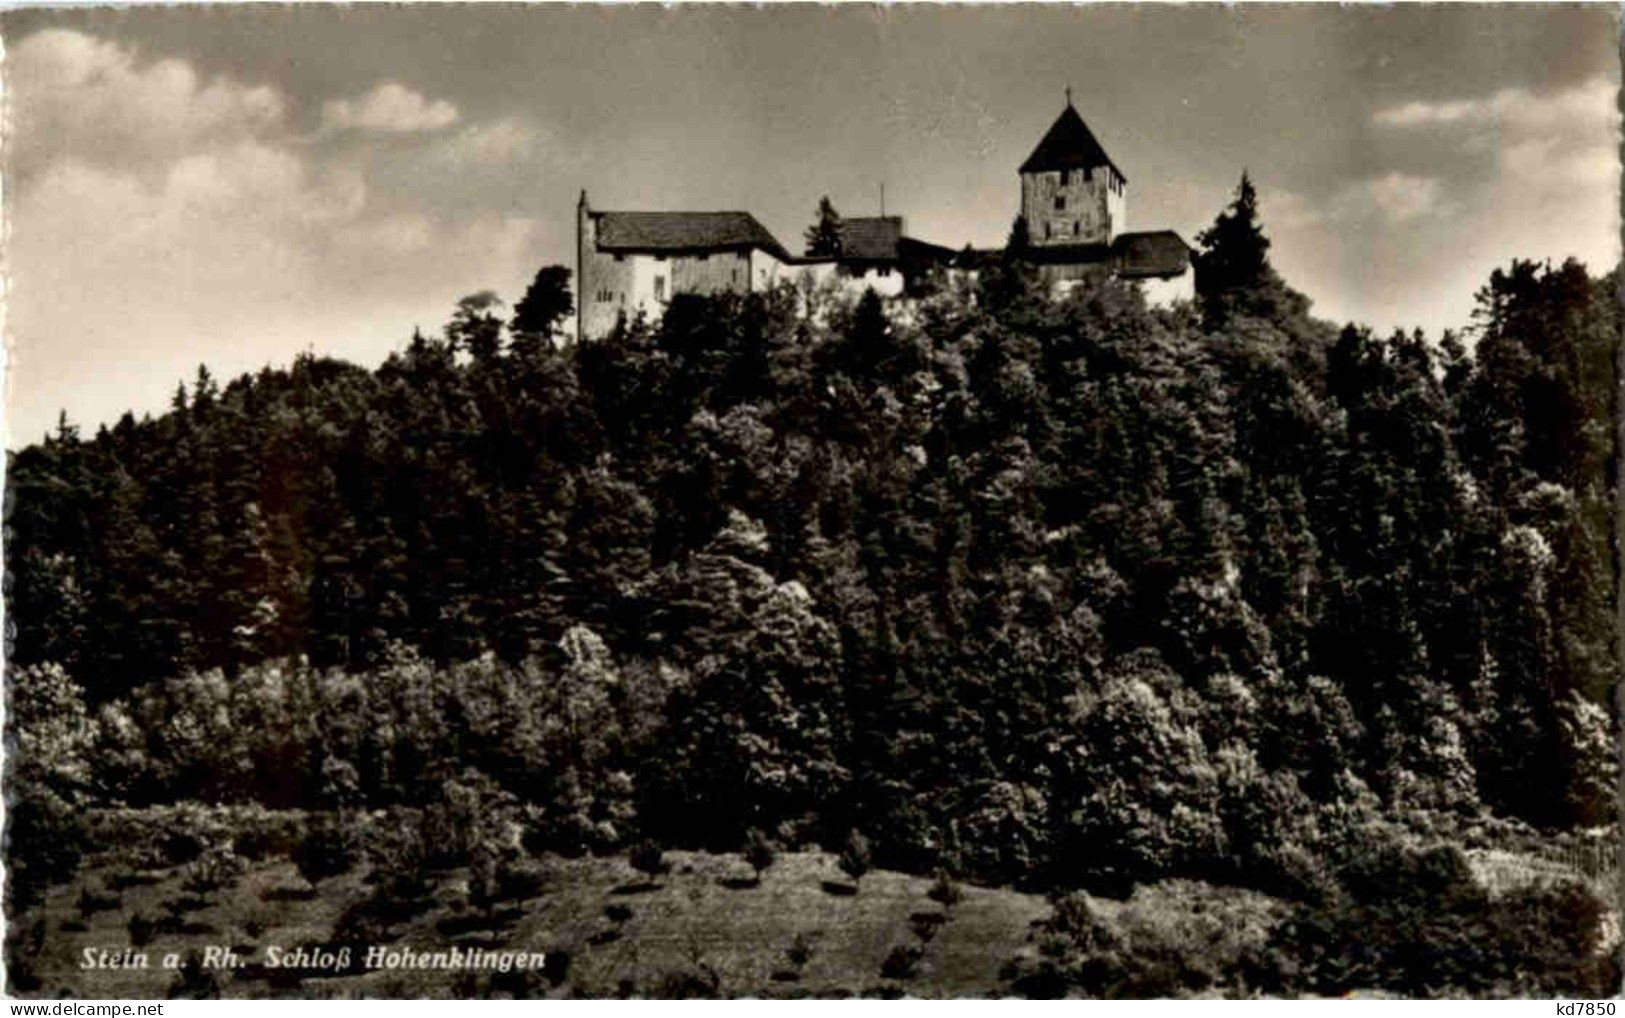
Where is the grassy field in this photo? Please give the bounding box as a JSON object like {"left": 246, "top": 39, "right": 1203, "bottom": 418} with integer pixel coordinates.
{"left": 26, "top": 809, "right": 1609, "bottom": 999}
{"left": 20, "top": 830, "right": 1303, "bottom": 999}
{"left": 23, "top": 842, "right": 1057, "bottom": 998}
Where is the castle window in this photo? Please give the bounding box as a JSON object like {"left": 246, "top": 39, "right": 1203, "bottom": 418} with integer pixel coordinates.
{"left": 1054, "top": 196, "right": 1067, "bottom": 211}
{"left": 1061, "top": 169, "right": 1072, "bottom": 186}
{"left": 614, "top": 254, "right": 625, "bottom": 262}
{"left": 654, "top": 276, "right": 666, "bottom": 302}
{"left": 1045, "top": 222, "right": 1053, "bottom": 239}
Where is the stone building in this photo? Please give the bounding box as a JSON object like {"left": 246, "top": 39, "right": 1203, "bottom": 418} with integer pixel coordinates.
{"left": 796, "top": 216, "right": 957, "bottom": 299}
{"left": 575, "top": 194, "right": 954, "bottom": 341}
{"left": 575, "top": 194, "right": 796, "bottom": 343}
{"left": 994, "top": 93, "right": 1195, "bottom": 302}
{"left": 573, "top": 94, "right": 1193, "bottom": 341}
{"left": 1020, "top": 97, "right": 1128, "bottom": 247}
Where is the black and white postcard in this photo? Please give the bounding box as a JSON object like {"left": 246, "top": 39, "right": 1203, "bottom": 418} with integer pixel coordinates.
{"left": 3, "top": 4, "right": 1620, "bottom": 1000}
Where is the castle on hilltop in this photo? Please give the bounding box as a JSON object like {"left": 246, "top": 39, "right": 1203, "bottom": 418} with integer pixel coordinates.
{"left": 576, "top": 95, "right": 1192, "bottom": 342}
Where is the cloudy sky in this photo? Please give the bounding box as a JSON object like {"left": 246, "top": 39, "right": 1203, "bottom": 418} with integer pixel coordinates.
{"left": 5, "top": 5, "right": 1618, "bottom": 444}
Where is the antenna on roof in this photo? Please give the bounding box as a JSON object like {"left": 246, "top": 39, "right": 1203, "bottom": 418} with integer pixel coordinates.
{"left": 1065, "top": 85, "right": 1073, "bottom": 107}
{"left": 880, "top": 182, "right": 886, "bottom": 217}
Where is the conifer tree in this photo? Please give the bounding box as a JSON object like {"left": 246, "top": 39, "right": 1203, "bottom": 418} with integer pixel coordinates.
{"left": 511, "top": 265, "right": 574, "bottom": 356}
{"left": 805, "top": 196, "right": 844, "bottom": 257}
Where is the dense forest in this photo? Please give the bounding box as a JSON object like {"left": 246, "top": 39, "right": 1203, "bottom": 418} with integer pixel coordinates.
{"left": 7, "top": 179, "right": 1619, "bottom": 974}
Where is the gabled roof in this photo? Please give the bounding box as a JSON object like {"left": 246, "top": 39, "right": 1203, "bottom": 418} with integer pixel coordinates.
{"left": 896, "top": 236, "right": 959, "bottom": 262}
{"left": 831, "top": 217, "right": 958, "bottom": 264}
{"left": 594, "top": 210, "right": 792, "bottom": 262}
{"left": 1111, "top": 230, "right": 1190, "bottom": 279}
{"left": 1019, "top": 103, "right": 1124, "bottom": 180}
{"left": 836, "top": 216, "right": 905, "bottom": 261}
{"left": 947, "top": 231, "right": 1190, "bottom": 279}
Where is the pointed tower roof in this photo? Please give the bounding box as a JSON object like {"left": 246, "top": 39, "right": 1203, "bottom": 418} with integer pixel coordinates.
{"left": 1019, "top": 99, "right": 1125, "bottom": 181}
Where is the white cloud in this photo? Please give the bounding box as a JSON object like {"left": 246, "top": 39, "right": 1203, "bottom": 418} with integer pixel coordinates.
{"left": 438, "top": 118, "right": 545, "bottom": 166}
{"left": 1271, "top": 77, "right": 1619, "bottom": 339}
{"left": 1501, "top": 136, "right": 1616, "bottom": 188}
{"left": 1276, "top": 174, "right": 1447, "bottom": 230}
{"left": 1370, "top": 75, "right": 1617, "bottom": 211}
{"left": 322, "top": 82, "right": 459, "bottom": 134}
{"left": 1373, "top": 76, "right": 1616, "bottom": 134}
{"left": 9, "top": 28, "right": 287, "bottom": 177}
{"left": 1357, "top": 75, "right": 1619, "bottom": 260}
{"left": 334, "top": 213, "right": 436, "bottom": 256}
{"left": 5, "top": 31, "right": 554, "bottom": 444}
{"left": 1347, "top": 173, "right": 1444, "bottom": 224}
{"left": 1262, "top": 189, "right": 1324, "bottom": 230}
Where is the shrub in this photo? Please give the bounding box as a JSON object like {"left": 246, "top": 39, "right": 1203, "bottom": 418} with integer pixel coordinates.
{"left": 928, "top": 870, "right": 963, "bottom": 908}
{"left": 1004, "top": 890, "right": 1235, "bottom": 998}
{"left": 6, "top": 787, "right": 86, "bottom": 912}
{"left": 157, "top": 827, "right": 210, "bottom": 867}
{"left": 952, "top": 781, "right": 1050, "bottom": 885}
{"left": 231, "top": 812, "right": 303, "bottom": 862}
{"left": 182, "top": 845, "right": 246, "bottom": 896}
{"left": 839, "top": 830, "right": 873, "bottom": 886}
{"left": 786, "top": 933, "right": 815, "bottom": 971}
{"left": 167, "top": 950, "right": 224, "bottom": 999}
{"left": 467, "top": 844, "right": 502, "bottom": 917}
{"left": 329, "top": 899, "right": 394, "bottom": 971}
{"left": 629, "top": 840, "right": 668, "bottom": 882}
{"left": 293, "top": 814, "right": 358, "bottom": 889}
{"left": 653, "top": 966, "right": 721, "bottom": 999}
{"left": 419, "top": 770, "right": 518, "bottom": 869}
{"left": 160, "top": 895, "right": 202, "bottom": 932}
{"left": 1274, "top": 840, "right": 1619, "bottom": 997}
{"left": 127, "top": 911, "right": 156, "bottom": 947}
{"left": 1057, "top": 669, "right": 1224, "bottom": 886}
{"left": 743, "top": 828, "right": 776, "bottom": 881}
{"left": 5, "top": 923, "right": 43, "bottom": 994}
{"left": 1016, "top": 895, "right": 1124, "bottom": 990}
{"left": 881, "top": 944, "right": 923, "bottom": 981}
{"left": 367, "top": 822, "right": 434, "bottom": 900}
{"left": 496, "top": 857, "right": 549, "bottom": 903}
{"left": 543, "top": 949, "right": 572, "bottom": 988}
{"left": 911, "top": 911, "right": 947, "bottom": 942}
{"left": 76, "top": 882, "right": 121, "bottom": 918}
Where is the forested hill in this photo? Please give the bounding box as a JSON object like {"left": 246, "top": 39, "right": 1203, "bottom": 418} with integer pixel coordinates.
{"left": 7, "top": 181, "right": 1618, "bottom": 889}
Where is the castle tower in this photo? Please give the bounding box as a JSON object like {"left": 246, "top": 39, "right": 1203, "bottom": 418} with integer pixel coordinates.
{"left": 576, "top": 189, "right": 592, "bottom": 344}
{"left": 1019, "top": 92, "right": 1127, "bottom": 247}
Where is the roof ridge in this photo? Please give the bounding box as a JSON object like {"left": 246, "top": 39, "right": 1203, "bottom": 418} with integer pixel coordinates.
{"left": 597, "top": 209, "right": 763, "bottom": 217}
